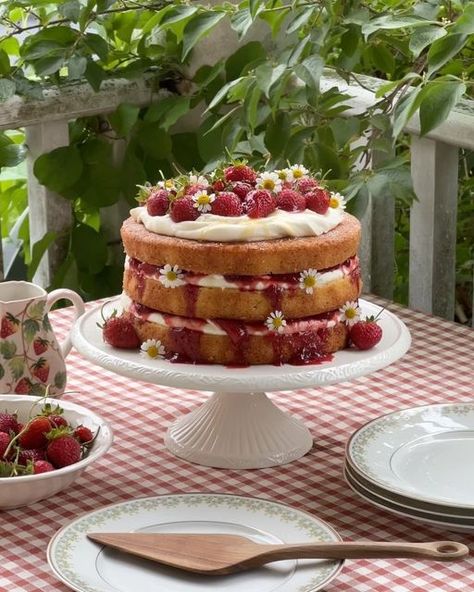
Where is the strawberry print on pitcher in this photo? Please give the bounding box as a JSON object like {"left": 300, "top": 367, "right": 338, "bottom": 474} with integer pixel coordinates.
{"left": 0, "top": 282, "right": 84, "bottom": 396}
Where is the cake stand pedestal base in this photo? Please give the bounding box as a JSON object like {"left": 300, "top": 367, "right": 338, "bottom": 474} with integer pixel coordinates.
{"left": 164, "top": 391, "right": 313, "bottom": 469}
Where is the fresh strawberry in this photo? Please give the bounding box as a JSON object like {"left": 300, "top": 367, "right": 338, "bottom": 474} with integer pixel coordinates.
{"left": 296, "top": 177, "right": 319, "bottom": 193}
{"left": 146, "top": 189, "right": 170, "bottom": 216}
{"left": 102, "top": 314, "right": 141, "bottom": 349}
{"left": 184, "top": 184, "right": 208, "bottom": 197}
{"left": 1, "top": 313, "right": 19, "bottom": 338}
{"left": 49, "top": 415, "right": 68, "bottom": 428}
{"left": 212, "top": 179, "right": 226, "bottom": 192}
{"left": 211, "top": 192, "right": 242, "bottom": 217}
{"left": 18, "top": 416, "right": 52, "bottom": 449}
{"left": 17, "top": 448, "right": 46, "bottom": 465}
{"left": 231, "top": 181, "right": 253, "bottom": 200}
{"left": 32, "top": 358, "right": 50, "bottom": 383}
{"left": 350, "top": 318, "right": 383, "bottom": 350}
{"left": 306, "top": 188, "right": 330, "bottom": 214}
{"left": 14, "top": 378, "right": 32, "bottom": 394}
{"left": 170, "top": 197, "right": 200, "bottom": 223}
{"left": 276, "top": 189, "right": 306, "bottom": 212}
{"left": 74, "top": 425, "right": 94, "bottom": 443}
{"left": 245, "top": 189, "right": 276, "bottom": 218}
{"left": 224, "top": 164, "right": 257, "bottom": 184}
{"left": 33, "top": 460, "right": 54, "bottom": 474}
{"left": 0, "top": 412, "right": 20, "bottom": 435}
{"left": 0, "top": 432, "right": 11, "bottom": 457}
{"left": 47, "top": 435, "right": 81, "bottom": 468}
{"left": 33, "top": 337, "right": 49, "bottom": 355}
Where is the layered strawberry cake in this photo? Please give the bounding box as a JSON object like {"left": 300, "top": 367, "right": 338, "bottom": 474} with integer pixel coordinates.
{"left": 117, "top": 163, "right": 363, "bottom": 365}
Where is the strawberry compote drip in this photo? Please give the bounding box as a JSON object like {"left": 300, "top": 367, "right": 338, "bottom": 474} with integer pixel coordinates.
{"left": 168, "top": 328, "right": 202, "bottom": 364}
{"left": 214, "top": 320, "right": 249, "bottom": 364}
{"left": 266, "top": 327, "right": 333, "bottom": 366}
{"left": 265, "top": 284, "right": 284, "bottom": 310}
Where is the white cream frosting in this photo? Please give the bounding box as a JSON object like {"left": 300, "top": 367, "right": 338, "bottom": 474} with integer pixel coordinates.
{"left": 130, "top": 206, "right": 343, "bottom": 242}
{"left": 120, "top": 294, "right": 339, "bottom": 336}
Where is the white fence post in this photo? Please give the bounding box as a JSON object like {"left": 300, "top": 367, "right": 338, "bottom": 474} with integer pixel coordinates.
{"left": 409, "top": 136, "right": 458, "bottom": 319}
{"left": 25, "top": 121, "right": 71, "bottom": 288}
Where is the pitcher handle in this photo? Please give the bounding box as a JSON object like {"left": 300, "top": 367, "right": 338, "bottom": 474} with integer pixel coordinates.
{"left": 46, "top": 289, "right": 85, "bottom": 358}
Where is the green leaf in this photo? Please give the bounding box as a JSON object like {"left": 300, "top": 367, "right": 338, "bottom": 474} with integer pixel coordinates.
{"left": 286, "top": 6, "right": 315, "bottom": 35}
{"left": 0, "top": 50, "right": 10, "bottom": 76}
{"left": 264, "top": 111, "right": 290, "bottom": 156}
{"left": 243, "top": 82, "right": 261, "bottom": 131}
{"left": 368, "top": 44, "right": 395, "bottom": 75}
{"left": 295, "top": 55, "right": 324, "bottom": 89}
{"left": 205, "top": 77, "right": 245, "bottom": 112}
{"left": 287, "top": 36, "right": 310, "bottom": 67}
{"left": 84, "top": 33, "right": 109, "bottom": 61}
{"left": 138, "top": 123, "right": 172, "bottom": 159}
{"left": 59, "top": 0, "right": 81, "bottom": 21}
{"left": 144, "top": 96, "right": 191, "bottom": 131}
{"left": 419, "top": 80, "right": 466, "bottom": 135}
{"left": 0, "top": 79, "right": 16, "bottom": 101}
{"left": 392, "top": 86, "right": 423, "bottom": 138}
{"left": 68, "top": 55, "right": 87, "bottom": 80}
{"left": 255, "top": 63, "right": 286, "bottom": 98}
{"left": 72, "top": 223, "right": 108, "bottom": 274}
{"left": 81, "top": 163, "right": 121, "bottom": 207}
{"left": 0, "top": 141, "right": 26, "bottom": 167}
{"left": 171, "top": 132, "right": 204, "bottom": 171}
{"left": 427, "top": 33, "right": 467, "bottom": 76}
{"left": 109, "top": 103, "right": 140, "bottom": 137}
{"left": 225, "top": 41, "right": 266, "bottom": 80}
{"left": 362, "top": 15, "right": 433, "bottom": 38}
{"left": 0, "top": 341, "right": 16, "bottom": 360}
{"left": 121, "top": 148, "right": 147, "bottom": 202}
{"left": 79, "top": 138, "right": 112, "bottom": 165}
{"left": 27, "top": 231, "right": 57, "bottom": 281}
{"left": 9, "top": 357, "right": 24, "bottom": 381}
{"left": 159, "top": 5, "right": 198, "bottom": 27}
{"left": 0, "top": 365, "right": 4, "bottom": 380}
{"left": 84, "top": 60, "right": 105, "bottom": 91}
{"left": 33, "top": 55, "right": 64, "bottom": 76}
{"left": 409, "top": 25, "right": 446, "bottom": 58}
{"left": 182, "top": 11, "right": 226, "bottom": 60}
{"left": 451, "top": 4, "right": 474, "bottom": 34}
{"left": 248, "top": 0, "right": 261, "bottom": 19}
{"left": 23, "top": 319, "right": 40, "bottom": 343}
{"left": 230, "top": 8, "right": 253, "bottom": 39}
{"left": 34, "top": 146, "right": 83, "bottom": 193}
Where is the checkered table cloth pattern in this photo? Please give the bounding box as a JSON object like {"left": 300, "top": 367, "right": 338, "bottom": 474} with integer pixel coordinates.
{"left": 1, "top": 297, "right": 473, "bottom": 592}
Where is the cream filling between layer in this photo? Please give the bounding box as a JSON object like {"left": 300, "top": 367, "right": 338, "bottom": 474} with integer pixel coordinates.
{"left": 130, "top": 206, "right": 343, "bottom": 242}
{"left": 121, "top": 294, "right": 340, "bottom": 336}
{"left": 125, "top": 256, "right": 359, "bottom": 290}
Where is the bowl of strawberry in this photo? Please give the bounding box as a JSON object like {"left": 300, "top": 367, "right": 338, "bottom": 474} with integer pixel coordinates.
{"left": 0, "top": 395, "right": 113, "bottom": 509}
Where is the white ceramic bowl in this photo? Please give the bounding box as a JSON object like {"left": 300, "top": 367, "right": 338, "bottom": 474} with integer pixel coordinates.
{"left": 0, "top": 395, "right": 113, "bottom": 509}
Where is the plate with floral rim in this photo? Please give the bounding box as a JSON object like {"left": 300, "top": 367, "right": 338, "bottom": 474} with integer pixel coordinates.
{"left": 47, "top": 493, "right": 343, "bottom": 592}
{"left": 346, "top": 402, "right": 474, "bottom": 510}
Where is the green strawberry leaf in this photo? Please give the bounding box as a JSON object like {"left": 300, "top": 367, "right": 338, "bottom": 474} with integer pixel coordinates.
{"left": 8, "top": 357, "right": 24, "bottom": 381}
{"left": 0, "top": 341, "right": 17, "bottom": 359}
{"left": 54, "top": 371, "right": 67, "bottom": 390}
{"left": 23, "top": 319, "right": 40, "bottom": 343}
{"left": 27, "top": 300, "right": 46, "bottom": 320}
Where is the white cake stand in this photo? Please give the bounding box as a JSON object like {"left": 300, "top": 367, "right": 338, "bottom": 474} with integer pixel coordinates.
{"left": 71, "top": 298, "right": 410, "bottom": 469}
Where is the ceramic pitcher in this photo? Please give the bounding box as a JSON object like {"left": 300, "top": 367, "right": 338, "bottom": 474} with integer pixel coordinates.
{"left": 0, "top": 281, "right": 85, "bottom": 397}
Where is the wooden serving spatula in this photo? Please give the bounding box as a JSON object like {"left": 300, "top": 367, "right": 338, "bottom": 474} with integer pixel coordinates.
{"left": 87, "top": 533, "right": 469, "bottom": 575}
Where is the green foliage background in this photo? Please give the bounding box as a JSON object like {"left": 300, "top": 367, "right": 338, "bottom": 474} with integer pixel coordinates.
{"left": 0, "top": 0, "right": 472, "bottom": 320}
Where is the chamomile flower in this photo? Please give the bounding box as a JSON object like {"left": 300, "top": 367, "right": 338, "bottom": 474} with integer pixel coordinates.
{"left": 157, "top": 178, "right": 177, "bottom": 193}
{"left": 329, "top": 192, "right": 346, "bottom": 211}
{"left": 275, "top": 168, "right": 293, "bottom": 183}
{"left": 265, "top": 311, "right": 287, "bottom": 333}
{"left": 289, "top": 164, "right": 309, "bottom": 180}
{"left": 159, "top": 264, "right": 184, "bottom": 288}
{"left": 192, "top": 190, "right": 215, "bottom": 213}
{"left": 140, "top": 339, "right": 166, "bottom": 359}
{"left": 299, "top": 269, "right": 321, "bottom": 294}
{"left": 256, "top": 171, "right": 283, "bottom": 193}
{"left": 339, "top": 301, "right": 361, "bottom": 326}
{"left": 189, "top": 174, "right": 209, "bottom": 187}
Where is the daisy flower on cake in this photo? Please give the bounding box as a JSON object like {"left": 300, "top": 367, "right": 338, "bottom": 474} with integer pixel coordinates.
{"left": 339, "top": 301, "right": 361, "bottom": 326}
{"left": 159, "top": 264, "right": 184, "bottom": 288}
{"left": 265, "top": 311, "right": 287, "bottom": 333}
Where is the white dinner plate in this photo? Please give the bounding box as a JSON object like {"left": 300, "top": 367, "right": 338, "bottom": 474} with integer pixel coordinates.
{"left": 344, "top": 467, "right": 474, "bottom": 533}
{"left": 47, "top": 493, "right": 343, "bottom": 592}
{"left": 346, "top": 403, "right": 474, "bottom": 510}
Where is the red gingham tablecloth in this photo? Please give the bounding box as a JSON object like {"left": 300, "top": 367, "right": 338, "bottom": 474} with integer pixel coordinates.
{"left": 1, "top": 297, "right": 473, "bottom": 592}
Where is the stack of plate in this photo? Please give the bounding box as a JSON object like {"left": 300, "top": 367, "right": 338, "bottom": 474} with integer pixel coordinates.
{"left": 344, "top": 402, "right": 474, "bottom": 532}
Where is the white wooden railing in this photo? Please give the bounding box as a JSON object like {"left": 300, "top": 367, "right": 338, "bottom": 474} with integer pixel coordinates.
{"left": 0, "top": 70, "right": 473, "bottom": 324}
